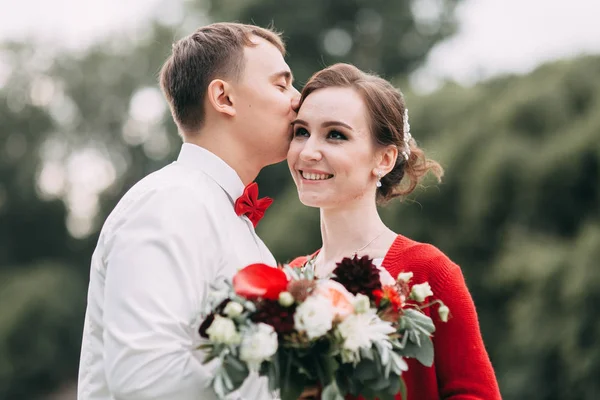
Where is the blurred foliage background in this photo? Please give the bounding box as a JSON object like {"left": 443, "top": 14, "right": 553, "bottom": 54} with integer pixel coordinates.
{"left": 0, "top": 0, "right": 599, "bottom": 399}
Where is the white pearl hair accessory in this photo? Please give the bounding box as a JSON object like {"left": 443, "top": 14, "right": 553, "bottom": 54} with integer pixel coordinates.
{"left": 401, "top": 108, "right": 412, "bottom": 161}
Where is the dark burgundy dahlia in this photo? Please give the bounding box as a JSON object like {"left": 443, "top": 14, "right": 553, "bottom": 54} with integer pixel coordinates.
{"left": 251, "top": 299, "right": 297, "bottom": 335}
{"left": 332, "top": 255, "right": 382, "bottom": 300}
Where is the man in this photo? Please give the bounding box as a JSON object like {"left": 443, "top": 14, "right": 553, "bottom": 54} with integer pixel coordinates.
{"left": 78, "top": 23, "right": 300, "bottom": 400}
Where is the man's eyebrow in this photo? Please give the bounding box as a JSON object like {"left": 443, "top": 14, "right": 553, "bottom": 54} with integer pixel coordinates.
{"left": 271, "top": 70, "right": 294, "bottom": 84}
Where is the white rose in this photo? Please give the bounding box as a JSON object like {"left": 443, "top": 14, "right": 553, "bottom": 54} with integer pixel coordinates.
{"left": 353, "top": 293, "right": 371, "bottom": 314}
{"left": 410, "top": 282, "right": 434, "bottom": 302}
{"left": 223, "top": 301, "right": 244, "bottom": 318}
{"left": 239, "top": 323, "right": 279, "bottom": 371}
{"left": 294, "top": 295, "right": 335, "bottom": 339}
{"left": 206, "top": 315, "right": 241, "bottom": 345}
{"left": 377, "top": 267, "right": 396, "bottom": 286}
{"left": 397, "top": 272, "right": 413, "bottom": 283}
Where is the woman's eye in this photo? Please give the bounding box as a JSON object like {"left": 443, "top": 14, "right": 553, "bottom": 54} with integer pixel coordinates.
{"left": 277, "top": 83, "right": 287, "bottom": 91}
{"left": 328, "top": 130, "right": 347, "bottom": 140}
{"left": 294, "top": 127, "right": 310, "bottom": 137}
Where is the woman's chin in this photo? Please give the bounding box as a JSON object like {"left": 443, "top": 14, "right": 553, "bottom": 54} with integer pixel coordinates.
{"left": 298, "top": 192, "right": 328, "bottom": 208}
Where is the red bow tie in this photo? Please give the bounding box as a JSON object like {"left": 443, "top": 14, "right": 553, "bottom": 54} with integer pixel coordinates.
{"left": 234, "top": 182, "right": 273, "bottom": 228}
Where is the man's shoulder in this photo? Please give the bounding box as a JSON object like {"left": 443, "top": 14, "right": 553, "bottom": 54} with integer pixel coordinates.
{"left": 120, "top": 163, "right": 225, "bottom": 205}
{"left": 101, "top": 164, "right": 226, "bottom": 233}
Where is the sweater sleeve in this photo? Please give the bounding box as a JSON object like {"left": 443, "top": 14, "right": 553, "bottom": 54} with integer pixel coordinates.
{"left": 429, "top": 258, "right": 502, "bottom": 400}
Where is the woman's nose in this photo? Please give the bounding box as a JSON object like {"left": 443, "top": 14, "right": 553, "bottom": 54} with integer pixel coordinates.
{"left": 299, "top": 137, "right": 322, "bottom": 162}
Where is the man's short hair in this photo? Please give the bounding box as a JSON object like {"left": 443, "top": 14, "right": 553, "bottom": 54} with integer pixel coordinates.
{"left": 159, "top": 22, "right": 285, "bottom": 133}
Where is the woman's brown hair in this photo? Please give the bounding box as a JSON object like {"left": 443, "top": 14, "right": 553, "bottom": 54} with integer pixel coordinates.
{"left": 300, "top": 63, "right": 443, "bottom": 203}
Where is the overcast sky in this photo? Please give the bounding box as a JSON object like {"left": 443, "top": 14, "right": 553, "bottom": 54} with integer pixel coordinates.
{"left": 1, "top": 0, "right": 598, "bottom": 89}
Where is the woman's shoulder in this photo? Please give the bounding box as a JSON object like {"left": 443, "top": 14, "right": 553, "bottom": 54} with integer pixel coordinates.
{"left": 384, "top": 234, "right": 461, "bottom": 280}
{"left": 288, "top": 255, "right": 310, "bottom": 268}
{"left": 287, "top": 250, "right": 320, "bottom": 268}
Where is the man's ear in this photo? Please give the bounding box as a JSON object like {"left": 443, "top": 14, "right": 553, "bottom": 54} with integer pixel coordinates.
{"left": 206, "top": 79, "right": 236, "bottom": 117}
{"left": 373, "top": 145, "right": 398, "bottom": 176}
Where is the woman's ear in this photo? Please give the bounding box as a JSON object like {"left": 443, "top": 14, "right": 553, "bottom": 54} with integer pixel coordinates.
{"left": 206, "top": 79, "right": 236, "bottom": 117}
{"left": 373, "top": 145, "right": 398, "bottom": 177}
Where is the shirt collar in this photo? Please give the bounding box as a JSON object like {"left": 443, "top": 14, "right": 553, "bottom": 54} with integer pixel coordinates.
{"left": 176, "top": 143, "right": 245, "bottom": 202}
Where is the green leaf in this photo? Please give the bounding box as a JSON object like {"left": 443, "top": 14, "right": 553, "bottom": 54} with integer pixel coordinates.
{"left": 367, "top": 375, "right": 392, "bottom": 391}
{"left": 403, "top": 309, "right": 436, "bottom": 335}
{"left": 311, "top": 353, "right": 337, "bottom": 387}
{"left": 390, "top": 352, "right": 408, "bottom": 375}
{"left": 213, "top": 372, "right": 227, "bottom": 399}
{"left": 354, "top": 359, "right": 379, "bottom": 381}
{"left": 414, "top": 336, "right": 434, "bottom": 367}
{"left": 360, "top": 346, "right": 375, "bottom": 360}
{"left": 222, "top": 354, "right": 250, "bottom": 390}
{"left": 374, "top": 391, "right": 396, "bottom": 400}
{"left": 398, "top": 377, "right": 407, "bottom": 400}
{"left": 278, "top": 349, "right": 311, "bottom": 400}
{"left": 322, "top": 381, "right": 345, "bottom": 400}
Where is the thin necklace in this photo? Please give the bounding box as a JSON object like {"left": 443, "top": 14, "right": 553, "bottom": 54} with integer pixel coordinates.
{"left": 314, "top": 230, "right": 386, "bottom": 277}
{"left": 353, "top": 230, "right": 386, "bottom": 256}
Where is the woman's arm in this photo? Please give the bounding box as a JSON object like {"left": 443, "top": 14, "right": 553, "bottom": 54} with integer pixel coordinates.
{"left": 431, "top": 258, "right": 502, "bottom": 399}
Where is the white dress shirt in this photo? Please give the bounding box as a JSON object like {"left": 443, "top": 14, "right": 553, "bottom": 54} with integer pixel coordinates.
{"left": 78, "top": 143, "right": 277, "bottom": 400}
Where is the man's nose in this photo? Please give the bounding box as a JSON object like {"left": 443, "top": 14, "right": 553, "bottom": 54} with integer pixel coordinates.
{"left": 291, "top": 86, "right": 301, "bottom": 112}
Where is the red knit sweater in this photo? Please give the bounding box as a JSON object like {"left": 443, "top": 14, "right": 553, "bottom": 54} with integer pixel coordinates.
{"left": 290, "top": 234, "right": 501, "bottom": 400}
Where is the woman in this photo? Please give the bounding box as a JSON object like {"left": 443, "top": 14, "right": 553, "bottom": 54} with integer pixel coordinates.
{"left": 288, "top": 63, "right": 501, "bottom": 399}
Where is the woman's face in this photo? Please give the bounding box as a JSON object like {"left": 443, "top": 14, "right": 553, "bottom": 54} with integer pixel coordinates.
{"left": 287, "top": 87, "right": 381, "bottom": 209}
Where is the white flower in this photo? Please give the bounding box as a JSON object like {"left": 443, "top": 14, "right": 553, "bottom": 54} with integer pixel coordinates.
{"left": 278, "top": 291, "right": 295, "bottom": 307}
{"left": 294, "top": 295, "right": 335, "bottom": 339}
{"left": 410, "top": 282, "right": 434, "bottom": 302}
{"left": 397, "top": 272, "right": 413, "bottom": 283}
{"left": 336, "top": 311, "right": 395, "bottom": 364}
{"left": 206, "top": 315, "right": 241, "bottom": 345}
{"left": 239, "top": 323, "right": 278, "bottom": 371}
{"left": 377, "top": 267, "right": 397, "bottom": 286}
{"left": 223, "top": 301, "right": 244, "bottom": 318}
{"left": 353, "top": 293, "right": 371, "bottom": 314}
{"left": 438, "top": 304, "right": 450, "bottom": 322}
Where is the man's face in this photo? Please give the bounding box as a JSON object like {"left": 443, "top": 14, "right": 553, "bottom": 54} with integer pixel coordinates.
{"left": 232, "top": 37, "right": 300, "bottom": 166}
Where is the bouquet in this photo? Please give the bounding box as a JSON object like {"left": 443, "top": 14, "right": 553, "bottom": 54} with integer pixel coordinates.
{"left": 198, "top": 255, "right": 449, "bottom": 400}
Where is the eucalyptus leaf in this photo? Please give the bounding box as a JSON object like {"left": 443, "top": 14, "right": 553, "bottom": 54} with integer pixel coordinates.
{"left": 213, "top": 372, "right": 226, "bottom": 399}
{"left": 222, "top": 354, "right": 250, "bottom": 390}
{"left": 354, "top": 359, "right": 379, "bottom": 381}
{"left": 322, "top": 381, "right": 345, "bottom": 400}
{"left": 414, "top": 335, "right": 434, "bottom": 366}
{"left": 398, "top": 377, "right": 407, "bottom": 400}
{"left": 360, "top": 346, "right": 375, "bottom": 361}
{"left": 367, "top": 375, "right": 392, "bottom": 391}
{"left": 403, "top": 309, "right": 436, "bottom": 334}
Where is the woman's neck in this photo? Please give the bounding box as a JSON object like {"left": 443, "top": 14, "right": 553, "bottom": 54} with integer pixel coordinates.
{"left": 316, "top": 198, "right": 394, "bottom": 276}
